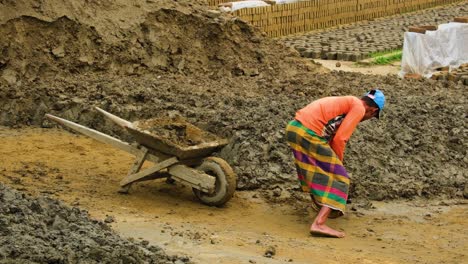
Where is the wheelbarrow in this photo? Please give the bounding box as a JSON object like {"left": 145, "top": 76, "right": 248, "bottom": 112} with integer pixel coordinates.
{"left": 45, "top": 107, "right": 237, "bottom": 206}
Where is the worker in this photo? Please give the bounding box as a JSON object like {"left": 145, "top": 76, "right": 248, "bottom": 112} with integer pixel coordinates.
{"left": 285, "top": 90, "right": 385, "bottom": 238}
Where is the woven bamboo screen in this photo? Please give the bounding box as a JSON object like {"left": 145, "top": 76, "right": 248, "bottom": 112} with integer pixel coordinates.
{"left": 207, "top": 0, "right": 463, "bottom": 37}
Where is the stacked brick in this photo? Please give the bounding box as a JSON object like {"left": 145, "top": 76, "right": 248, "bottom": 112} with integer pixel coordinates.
{"left": 206, "top": 0, "right": 464, "bottom": 37}
{"left": 430, "top": 64, "right": 468, "bottom": 85}
{"left": 404, "top": 16, "right": 468, "bottom": 85}
{"left": 281, "top": 3, "right": 467, "bottom": 61}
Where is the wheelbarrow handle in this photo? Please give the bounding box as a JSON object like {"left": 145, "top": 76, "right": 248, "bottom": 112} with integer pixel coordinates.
{"left": 95, "top": 107, "right": 133, "bottom": 129}
{"left": 45, "top": 114, "right": 139, "bottom": 155}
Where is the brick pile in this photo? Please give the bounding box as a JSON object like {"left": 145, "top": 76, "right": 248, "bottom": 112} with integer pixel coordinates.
{"left": 430, "top": 64, "right": 468, "bottom": 85}
{"left": 281, "top": 2, "right": 467, "bottom": 61}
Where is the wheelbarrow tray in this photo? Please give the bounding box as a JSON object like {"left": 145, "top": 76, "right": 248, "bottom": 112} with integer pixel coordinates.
{"left": 126, "top": 117, "right": 228, "bottom": 160}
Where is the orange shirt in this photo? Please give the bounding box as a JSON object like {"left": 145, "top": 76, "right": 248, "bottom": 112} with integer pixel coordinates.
{"left": 295, "top": 96, "right": 365, "bottom": 161}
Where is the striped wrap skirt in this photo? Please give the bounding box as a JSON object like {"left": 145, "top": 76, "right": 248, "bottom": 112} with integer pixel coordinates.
{"left": 285, "top": 120, "right": 350, "bottom": 217}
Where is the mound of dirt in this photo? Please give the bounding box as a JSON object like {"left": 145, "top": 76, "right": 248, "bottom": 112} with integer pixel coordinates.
{"left": 0, "top": 183, "right": 190, "bottom": 263}
{"left": 0, "top": 0, "right": 316, "bottom": 84}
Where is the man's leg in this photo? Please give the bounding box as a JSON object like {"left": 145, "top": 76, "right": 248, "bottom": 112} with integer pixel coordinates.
{"left": 310, "top": 206, "right": 345, "bottom": 238}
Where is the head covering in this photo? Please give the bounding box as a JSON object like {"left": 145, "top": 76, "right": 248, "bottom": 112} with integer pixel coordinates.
{"left": 364, "top": 89, "right": 385, "bottom": 118}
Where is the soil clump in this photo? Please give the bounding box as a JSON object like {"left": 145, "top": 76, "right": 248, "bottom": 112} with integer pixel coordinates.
{"left": 134, "top": 116, "right": 221, "bottom": 148}
{"left": 0, "top": 182, "right": 190, "bottom": 264}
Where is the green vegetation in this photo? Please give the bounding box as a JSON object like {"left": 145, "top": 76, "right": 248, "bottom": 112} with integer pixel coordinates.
{"left": 369, "top": 50, "right": 403, "bottom": 65}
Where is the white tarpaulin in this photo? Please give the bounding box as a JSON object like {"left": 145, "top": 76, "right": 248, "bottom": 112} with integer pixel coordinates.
{"left": 219, "top": 1, "right": 270, "bottom": 12}
{"left": 399, "top": 22, "right": 468, "bottom": 78}
{"left": 270, "top": 0, "right": 303, "bottom": 4}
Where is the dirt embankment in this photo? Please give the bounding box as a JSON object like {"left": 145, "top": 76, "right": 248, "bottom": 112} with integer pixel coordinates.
{"left": 0, "top": 0, "right": 312, "bottom": 84}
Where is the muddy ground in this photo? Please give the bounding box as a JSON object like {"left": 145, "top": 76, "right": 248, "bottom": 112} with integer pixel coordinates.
{"left": 2, "top": 71, "right": 466, "bottom": 200}
{"left": 0, "top": 127, "right": 467, "bottom": 263}
{"left": 1, "top": 0, "right": 466, "bottom": 199}
{"left": 0, "top": 0, "right": 467, "bottom": 263}
{"left": 0, "top": 181, "right": 189, "bottom": 264}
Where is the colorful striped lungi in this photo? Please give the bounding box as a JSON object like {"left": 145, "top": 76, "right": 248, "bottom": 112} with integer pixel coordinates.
{"left": 285, "top": 120, "right": 350, "bottom": 216}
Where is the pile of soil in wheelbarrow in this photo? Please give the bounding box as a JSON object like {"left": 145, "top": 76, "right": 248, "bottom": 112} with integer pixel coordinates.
{"left": 134, "top": 116, "right": 223, "bottom": 148}
{"left": 0, "top": 183, "right": 191, "bottom": 264}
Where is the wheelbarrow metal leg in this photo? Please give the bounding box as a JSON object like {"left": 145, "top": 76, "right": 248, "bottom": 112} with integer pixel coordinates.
{"left": 119, "top": 156, "right": 179, "bottom": 188}
{"left": 119, "top": 147, "right": 149, "bottom": 194}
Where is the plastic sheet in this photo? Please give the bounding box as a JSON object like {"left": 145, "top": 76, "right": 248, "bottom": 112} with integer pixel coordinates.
{"left": 219, "top": 1, "right": 270, "bottom": 12}
{"left": 399, "top": 22, "right": 468, "bottom": 78}
{"left": 270, "top": 0, "right": 302, "bottom": 4}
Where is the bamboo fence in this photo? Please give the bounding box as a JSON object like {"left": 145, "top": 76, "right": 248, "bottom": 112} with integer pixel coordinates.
{"left": 206, "top": 0, "right": 464, "bottom": 37}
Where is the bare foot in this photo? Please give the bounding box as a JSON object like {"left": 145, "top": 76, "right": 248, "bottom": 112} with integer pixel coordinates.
{"left": 310, "top": 223, "right": 345, "bottom": 238}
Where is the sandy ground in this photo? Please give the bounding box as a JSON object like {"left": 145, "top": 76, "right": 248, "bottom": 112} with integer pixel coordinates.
{"left": 313, "top": 59, "right": 401, "bottom": 76}
{"left": 1, "top": 127, "right": 466, "bottom": 264}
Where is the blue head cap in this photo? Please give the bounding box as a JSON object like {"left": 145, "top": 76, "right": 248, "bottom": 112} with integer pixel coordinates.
{"left": 364, "top": 89, "right": 385, "bottom": 118}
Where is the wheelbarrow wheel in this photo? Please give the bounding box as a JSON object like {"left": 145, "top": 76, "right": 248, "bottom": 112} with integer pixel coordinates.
{"left": 193, "top": 157, "right": 237, "bottom": 206}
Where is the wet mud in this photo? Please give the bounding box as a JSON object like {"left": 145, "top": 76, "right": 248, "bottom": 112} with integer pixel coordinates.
{"left": 0, "top": 182, "right": 190, "bottom": 264}
{"left": 134, "top": 116, "right": 221, "bottom": 148}
{"left": 1, "top": 72, "right": 466, "bottom": 200}
{"left": 0, "top": 130, "right": 466, "bottom": 263}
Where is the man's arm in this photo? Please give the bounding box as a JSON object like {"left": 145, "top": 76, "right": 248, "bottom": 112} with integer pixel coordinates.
{"left": 330, "top": 106, "right": 365, "bottom": 161}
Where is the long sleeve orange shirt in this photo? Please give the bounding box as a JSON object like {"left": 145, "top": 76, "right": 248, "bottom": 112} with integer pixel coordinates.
{"left": 295, "top": 96, "right": 365, "bottom": 161}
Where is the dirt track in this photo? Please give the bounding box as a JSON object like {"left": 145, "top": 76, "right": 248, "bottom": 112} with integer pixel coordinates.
{"left": 0, "top": 0, "right": 467, "bottom": 263}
